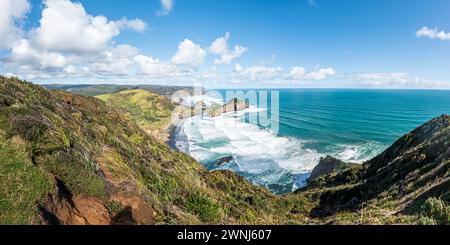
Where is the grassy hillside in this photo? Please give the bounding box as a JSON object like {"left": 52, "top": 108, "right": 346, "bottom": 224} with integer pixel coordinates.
{"left": 1, "top": 76, "right": 448, "bottom": 225}
{"left": 96, "top": 90, "right": 175, "bottom": 142}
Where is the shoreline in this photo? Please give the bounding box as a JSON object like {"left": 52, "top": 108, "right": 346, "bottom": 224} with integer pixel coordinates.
{"left": 166, "top": 119, "right": 183, "bottom": 151}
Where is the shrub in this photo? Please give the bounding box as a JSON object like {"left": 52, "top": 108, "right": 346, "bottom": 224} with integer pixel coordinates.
{"left": 420, "top": 197, "right": 450, "bottom": 225}
{"left": 186, "top": 194, "right": 222, "bottom": 223}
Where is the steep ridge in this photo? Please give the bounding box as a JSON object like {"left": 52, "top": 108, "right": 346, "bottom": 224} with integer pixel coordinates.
{"left": 306, "top": 116, "right": 450, "bottom": 223}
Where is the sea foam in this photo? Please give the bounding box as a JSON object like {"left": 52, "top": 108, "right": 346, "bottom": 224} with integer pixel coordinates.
{"left": 175, "top": 95, "right": 388, "bottom": 193}
{"left": 177, "top": 108, "right": 325, "bottom": 193}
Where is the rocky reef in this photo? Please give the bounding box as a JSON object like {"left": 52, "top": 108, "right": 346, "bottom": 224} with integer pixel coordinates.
{"left": 206, "top": 98, "right": 249, "bottom": 117}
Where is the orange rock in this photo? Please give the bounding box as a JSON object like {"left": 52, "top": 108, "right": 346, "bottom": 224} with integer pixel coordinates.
{"left": 42, "top": 194, "right": 111, "bottom": 225}
{"left": 111, "top": 191, "right": 155, "bottom": 225}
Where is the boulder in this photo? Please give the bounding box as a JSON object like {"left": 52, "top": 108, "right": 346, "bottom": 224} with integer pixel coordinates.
{"left": 308, "top": 156, "right": 353, "bottom": 182}
{"left": 217, "top": 156, "right": 234, "bottom": 166}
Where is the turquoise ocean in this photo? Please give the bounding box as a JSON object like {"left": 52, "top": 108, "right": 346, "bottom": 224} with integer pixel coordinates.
{"left": 174, "top": 90, "right": 450, "bottom": 194}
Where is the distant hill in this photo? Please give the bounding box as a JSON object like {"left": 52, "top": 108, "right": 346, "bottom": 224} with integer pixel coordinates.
{"left": 96, "top": 89, "right": 175, "bottom": 142}
{"left": 44, "top": 84, "right": 204, "bottom": 97}
{"left": 1, "top": 76, "right": 448, "bottom": 225}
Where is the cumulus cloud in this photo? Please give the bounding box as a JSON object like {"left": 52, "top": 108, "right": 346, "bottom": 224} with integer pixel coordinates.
{"left": 116, "top": 18, "right": 147, "bottom": 33}
{"left": 416, "top": 27, "right": 450, "bottom": 41}
{"left": 1, "top": 0, "right": 154, "bottom": 80}
{"left": 171, "top": 39, "right": 207, "bottom": 67}
{"left": 0, "top": 0, "right": 30, "bottom": 49}
{"left": 286, "top": 66, "right": 335, "bottom": 80}
{"left": 30, "top": 0, "right": 147, "bottom": 53}
{"left": 157, "top": 0, "right": 174, "bottom": 16}
{"left": 288, "top": 66, "right": 306, "bottom": 79}
{"left": 306, "top": 67, "right": 336, "bottom": 80}
{"left": 88, "top": 45, "right": 140, "bottom": 75}
{"left": 234, "top": 64, "right": 283, "bottom": 81}
{"left": 135, "top": 55, "right": 178, "bottom": 76}
{"left": 8, "top": 39, "right": 71, "bottom": 69}
{"left": 209, "top": 32, "right": 247, "bottom": 65}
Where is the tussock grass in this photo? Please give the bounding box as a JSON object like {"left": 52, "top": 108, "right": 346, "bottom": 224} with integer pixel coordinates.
{"left": 0, "top": 133, "right": 52, "bottom": 224}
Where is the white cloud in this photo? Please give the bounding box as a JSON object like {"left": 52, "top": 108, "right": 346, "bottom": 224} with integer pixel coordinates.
{"left": 0, "top": 0, "right": 30, "bottom": 49}
{"left": 411, "top": 76, "right": 450, "bottom": 88}
{"left": 348, "top": 72, "right": 409, "bottom": 86}
{"left": 31, "top": 0, "right": 147, "bottom": 53}
{"left": 342, "top": 72, "right": 450, "bottom": 89}
{"left": 234, "top": 63, "right": 283, "bottom": 81}
{"left": 171, "top": 39, "right": 206, "bottom": 67}
{"left": 8, "top": 39, "right": 71, "bottom": 69}
{"left": 306, "top": 67, "right": 336, "bottom": 80}
{"left": 88, "top": 45, "right": 140, "bottom": 75}
{"left": 134, "top": 55, "right": 177, "bottom": 76}
{"left": 288, "top": 66, "right": 306, "bottom": 79}
{"left": 209, "top": 32, "right": 247, "bottom": 65}
{"left": 286, "top": 66, "right": 335, "bottom": 81}
{"left": 1, "top": 0, "right": 163, "bottom": 81}
{"left": 416, "top": 27, "right": 450, "bottom": 41}
{"left": 157, "top": 0, "right": 174, "bottom": 16}
{"left": 110, "top": 44, "right": 140, "bottom": 58}
{"left": 116, "top": 18, "right": 147, "bottom": 33}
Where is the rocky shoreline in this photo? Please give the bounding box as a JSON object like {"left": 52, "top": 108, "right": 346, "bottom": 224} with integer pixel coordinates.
{"left": 165, "top": 97, "right": 250, "bottom": 152}
{"left": 166, "top": 118, "right": 188, "bottom": 153}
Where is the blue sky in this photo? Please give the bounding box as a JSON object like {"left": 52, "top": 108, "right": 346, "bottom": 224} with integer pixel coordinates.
{"left": 1, "top": 0, "right": 450, "bottom": 88}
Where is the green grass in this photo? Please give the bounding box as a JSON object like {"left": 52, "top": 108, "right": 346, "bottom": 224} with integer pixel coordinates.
{"left": 41, "top": 151, "right": 105, "bottom": 198}
{"left": 96, "top": 89, "right": 174, "bottom": 139}
{"left": 186, "top": 194, "right": 222, "bottom": 223}
{"left": 419, "top": 198, "right": 450, "bottom": 225}
{"left": 0, "top": 138, "right": 52, "bottom": 224}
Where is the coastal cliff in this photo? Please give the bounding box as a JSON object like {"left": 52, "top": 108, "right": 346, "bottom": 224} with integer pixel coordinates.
{"left": 303, "top": 115, "right": 450, "bottom": 224}
{"left": 0, "top": 76, "right": 448, "bottom": 225}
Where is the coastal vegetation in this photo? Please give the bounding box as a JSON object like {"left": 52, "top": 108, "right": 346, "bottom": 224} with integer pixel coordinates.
{"left": 96, "top": 89, "right": 174, "bottom": 141}
{"left": 0, "top": 76, "right": 449, "bottom": 225}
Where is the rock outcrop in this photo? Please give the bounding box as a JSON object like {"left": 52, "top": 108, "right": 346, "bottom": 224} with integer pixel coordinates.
{"left": 217, "top": 156, "right": 234, "bottom": 166}
{"left": 207, "top": 98, "right": 249, "bottom": 117}
{"left": 308, "top": 156, "right": 354, "bottom": 182}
